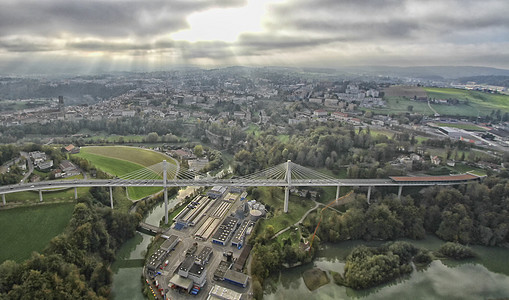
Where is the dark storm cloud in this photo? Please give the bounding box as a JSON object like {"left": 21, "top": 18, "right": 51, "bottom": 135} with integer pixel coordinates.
{"left": 0, "top": 0, "right": 247, "bottom": 37}
{"left": 0, "top": 38, "right": 56, "bottom": 52}
{"left": 0, "top": 0, "right": 508, "bottom": 68}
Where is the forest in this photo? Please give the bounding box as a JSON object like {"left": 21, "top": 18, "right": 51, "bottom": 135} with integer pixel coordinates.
{"left": 0, "top": 196, "right": 137, "bottom": 299}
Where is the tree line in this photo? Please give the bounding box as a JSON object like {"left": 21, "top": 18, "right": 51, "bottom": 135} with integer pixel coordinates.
{"left": 0, "top": 196, "right": 138, "bottom": 299}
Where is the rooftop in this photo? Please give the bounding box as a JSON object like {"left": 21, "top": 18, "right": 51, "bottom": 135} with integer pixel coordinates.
{"left": 390, "top": 174, "right": 480, "bottom": 182}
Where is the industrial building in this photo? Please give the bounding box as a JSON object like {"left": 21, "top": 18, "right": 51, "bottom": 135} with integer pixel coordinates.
{"left": 174, "top": 255, "right": 208, "bottom": 287}
{"left": 231, "top": 220, "right": 253, "bottom": 249}
{"left": 213, "top": 260, "right": 233, "bottom": 280}
{"left": 233, "top": 244, "right": 252, "bottom": 272}
{"left": 174, "top": 196, "right": 214, "bottom": 228}
{"left": 147, "top": 249, "right": 168, "bottom": 272}
{"left": 208, "top": 285, "right": 242, "bottom": 300}
{"left": 207, "top": 186, "right": 227, "bottom": 199}
{"left": 223, "top": 269, "right": 249, "bottom": 288}
{"left": 195, "top": 217, "right": 222, "bottom": 240}
{"left": 160, "top": 235, "right": 179, "bottom": 252}
{"left": 196, "top": 246, "right": 213, "bottom": 266}
{"left": 212, "top": 216, "right": 239, "bottom": 246}
{"left": 147, "top": 235, "right": 180, "bottom": 273}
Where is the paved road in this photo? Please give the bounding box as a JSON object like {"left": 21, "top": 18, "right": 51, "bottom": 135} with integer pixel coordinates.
{"left": 19, "top": 152, "right": 34, "bottom": 183}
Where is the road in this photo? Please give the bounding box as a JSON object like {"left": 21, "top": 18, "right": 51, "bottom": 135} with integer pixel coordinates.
{"left": 19, "top": 152, "right": 34, "bottom": 183}
{"left": 273, "top": 201, "right": 320, "bottom": 239}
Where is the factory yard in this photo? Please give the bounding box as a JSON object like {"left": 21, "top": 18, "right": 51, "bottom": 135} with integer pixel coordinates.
{"left": 144, "top": 187, "right": 260, "bottom": 300}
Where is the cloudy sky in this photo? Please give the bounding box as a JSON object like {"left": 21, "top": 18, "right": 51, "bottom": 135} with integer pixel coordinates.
{"left": 1, "top": 0, "right": 508, "bottom": 73}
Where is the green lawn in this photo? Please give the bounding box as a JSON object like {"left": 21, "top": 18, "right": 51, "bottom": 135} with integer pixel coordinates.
{"left": 74, "top": 146, "right": 174, "bottom": 200}
{"left": 4, "top": 188, "right": 89, "bottom": 204}
{"left": 434, "top": 122, "right": 488, "bottom": 131}
{"left": 75, "top": 152, "right": 146, "bottom": 176}
{"left": 424, "top": 87, "right": 509, "bottom": 116}
{"left": 0, "top": 203, "right": 75, "bottom": 263}
{"left": 77, "top": 146, "right": 174, "bottom": 167}
{"left": 246, "top": 124, "right": 262, "bottom": 136}
{"left": 256, "top": 187, "right": 315, "bottom": 233}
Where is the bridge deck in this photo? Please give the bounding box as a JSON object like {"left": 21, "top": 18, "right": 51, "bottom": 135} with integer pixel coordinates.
{"left": 0, "top": 173, "right": 482, "bottom": 195}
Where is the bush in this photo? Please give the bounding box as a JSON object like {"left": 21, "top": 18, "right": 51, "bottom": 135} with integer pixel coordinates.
{"left": 438, "top": 242, "right": 475, "bottom": 260}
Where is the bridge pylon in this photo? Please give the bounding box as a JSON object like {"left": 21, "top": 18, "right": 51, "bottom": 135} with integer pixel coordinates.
{"left": 284, "top": 160, "right": 291, "bottom": 213}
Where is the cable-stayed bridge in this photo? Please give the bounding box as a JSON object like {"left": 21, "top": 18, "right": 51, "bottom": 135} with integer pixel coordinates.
{"left": 0, "top": 160, "right": 482, "bottom": 223}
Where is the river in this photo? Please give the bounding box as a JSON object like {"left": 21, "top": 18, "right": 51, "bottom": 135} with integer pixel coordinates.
{"left": 264, "top": 236, "right": 509, "bottom": 300}
{"left": 110, "top": 193, "right": 509, "bottom": 300}
{"left": 110, "top": 187, "right": 197, "bottom": 299}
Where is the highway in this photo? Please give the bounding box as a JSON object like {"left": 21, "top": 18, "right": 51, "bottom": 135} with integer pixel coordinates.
{"left": 0, "top": 176, "right": 481, "bottom": 196}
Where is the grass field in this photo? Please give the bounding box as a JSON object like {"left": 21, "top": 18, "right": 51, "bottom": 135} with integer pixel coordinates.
{"left": 380, "top": 86, "right": 509, "bottom": 117}
{"left": 0, "top": 203, "right": 75, "bottom": 263}
{"left": 74, "top": 146, "right": 176, "bottom": 200}
{"left": 256, "top": 187, "right": 315, "bottom": 233}
{"left": 245, "top": 124, "right": 262, "bottom": 136}
{"left": 4, "top": 188, "right": 89, "bottom": 204}
{"left": 434, "top": 122, "right": 488, "bottom": 131}
{"left": 78, "top": 146, "right": 174, "bottom": 167}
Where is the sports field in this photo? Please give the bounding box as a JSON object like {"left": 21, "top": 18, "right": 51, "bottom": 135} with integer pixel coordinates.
{"left": 0, "top": 203, "right": 75, "bottom": 263}
{"left": 75, "top": 146, "right": 177, "bottom": 200}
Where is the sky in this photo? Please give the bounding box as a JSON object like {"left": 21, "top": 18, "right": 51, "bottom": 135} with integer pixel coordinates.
{"left": 0, "top": 0, "right": 508, "bottom": 74}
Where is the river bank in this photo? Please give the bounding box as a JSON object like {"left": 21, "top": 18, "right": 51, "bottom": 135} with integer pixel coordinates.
{"left": 264, "top": 235, "right": 509, "bottom": 300}
{"left": 110, "top": 187, "right": 196, "bottom": 299}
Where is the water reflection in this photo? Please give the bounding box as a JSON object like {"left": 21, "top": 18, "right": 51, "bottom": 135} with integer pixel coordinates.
{"left": 265, "top": 237, "right": 509, "bottom": 300}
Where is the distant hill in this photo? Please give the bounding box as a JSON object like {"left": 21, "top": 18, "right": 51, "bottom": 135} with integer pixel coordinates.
{"left": 337, "top": 66, "right": 509, "bottom": 79}
{"left": 456, "top": 75, "right": 509, "bottom": 88}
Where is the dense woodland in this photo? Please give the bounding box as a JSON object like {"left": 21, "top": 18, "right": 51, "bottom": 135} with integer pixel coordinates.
{"left": 247, "top": 175, "right": 509, "bottom": 297}
{"left": 304, "top": 178, "right": 509, "bottom": 246}
{"left": 0, "top": 197, "right": 137, "bottom": 299}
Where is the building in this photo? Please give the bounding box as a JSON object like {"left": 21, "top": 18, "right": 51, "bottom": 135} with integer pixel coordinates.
{"left": 160, "top": 235, "right": 179, "bottom": 252}
{"left": 147, "top": 249, "right": 168, "bottom": 273}
{"left": 213, "top": 260, "right": 233, "bottom": 281}
{"left": 207, "top": 186, "right": 227, "bottom": 199}
{"left": 196, "top": 246, "right": 213, "bottom": 266}
{"left": 38, "top": 160, "right": 54, "bottom": 170}
{"left": 313, "top": 109, "right": 327, "bottom": 117}
{"left": 223, "top": 269, "right": 249, "bottom": 288}
{"left": 208, "top": 284, "right": 242, "bottom": 300}
{"left": 231, "top": 220, "right": 252, "bottom": 249}
{"left": 233, "top": 244, "right": 252, "bottom": 272}
{"left": 212, "top": 216, "right": 239, "bottom": 246}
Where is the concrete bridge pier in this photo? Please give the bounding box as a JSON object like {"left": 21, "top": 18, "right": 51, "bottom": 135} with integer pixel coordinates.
{"left": 367, "top": 186, "right": 372, "bottom": 204}
{"left": 163, "top": 160, "right": 168, "bottom": 224}
{"left": 336, "top": 185, "right": 341, "bottom": 203}
{"left": 39, "top": 190, "right": 43, "bottom": 202}
{"left": 109, "top": 186, "right": 114, "bottom": 209}
{"left": 2, "top": 194, "right": 5, "bottom": 206}
{"left": 74, "top": 187, "right": 78, "bottom": 200}
{"left": 164, "top": 187, "right": 168, "bottom": 224}
{"left": 398, "top": 185, "right": 403, "bottom": 199}
{"left": 284, "top": 187, "right": 289, "bottom": 213}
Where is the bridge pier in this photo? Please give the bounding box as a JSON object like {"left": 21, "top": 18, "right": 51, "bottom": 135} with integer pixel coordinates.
{"left": 109, "top": 186, "right": 114, "bottom": 209}
{"left": 284, "top": 160, "right": 291, "bottom": 213}
{"left": 2, "top": 194, "right": 5, "bottom": 206}
{"left": 163, "top": 160, "right": 168, "bottom": 224}
{"left": 336, "top": 185, "right": 341, "bottom": 203}
{"left": 39, "top": 190, "right": 43, "bottom": 202}
{"left": 74, "top": 187, "right": 78, "bottom": 200}
{"left": 164, "top": 187, "right": 168, "bottom": 224}
{"left": 367, "top": 186, "right": 372, "bottom": 204}
{"left": 398, "top": 185, "right": 403, "bottom": 199}
{"left": 284, "top": 187, "right": 289, "bottom": 213}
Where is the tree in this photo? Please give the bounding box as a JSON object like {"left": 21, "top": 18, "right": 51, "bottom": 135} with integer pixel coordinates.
{"left": 146, "top": 132, "right": 159, "bottom": 143}
{"left": 193, "top": 144, "right": 204, "bottom": 157}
